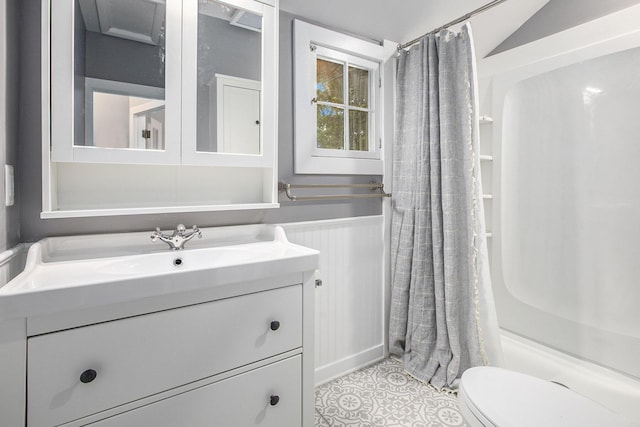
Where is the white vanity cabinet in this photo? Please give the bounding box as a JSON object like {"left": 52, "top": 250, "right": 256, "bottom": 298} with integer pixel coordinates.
{"left": 28, "top": 285, "right": 302, "bottom": 426}
{"left": 0, "top": 225, "right": 318, "bottom": 427}
{"left": 90, "top": 356, "right": 302, "bottom": 427}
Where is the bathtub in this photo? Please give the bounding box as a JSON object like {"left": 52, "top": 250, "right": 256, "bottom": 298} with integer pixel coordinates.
{"left": 500, "top": 330, "right": 640, "bottom": 422}
{"left": 478, "top": 5, "right": 640, "bottom": 424}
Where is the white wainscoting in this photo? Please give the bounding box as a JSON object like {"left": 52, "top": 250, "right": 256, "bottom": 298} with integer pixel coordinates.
{"left": 281, "top": 215, "right": 385, "bottom": 385}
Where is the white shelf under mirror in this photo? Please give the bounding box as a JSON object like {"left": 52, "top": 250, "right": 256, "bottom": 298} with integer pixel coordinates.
{"left": 41, "top": 163, "right": 278, "bottom": 219}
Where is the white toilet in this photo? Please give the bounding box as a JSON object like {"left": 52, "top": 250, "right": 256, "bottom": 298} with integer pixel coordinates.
{"left": 457, "top": 367, "right": 639, "bottom": 427}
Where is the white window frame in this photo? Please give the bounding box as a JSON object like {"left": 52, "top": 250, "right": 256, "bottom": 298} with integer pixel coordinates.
{"left": 294, "top": 20, "right": 384, "bottom": 175}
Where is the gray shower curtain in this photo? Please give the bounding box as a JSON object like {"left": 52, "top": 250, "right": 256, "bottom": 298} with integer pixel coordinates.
{"left": 389, "top": 23, "right": 501, "bottom": 391}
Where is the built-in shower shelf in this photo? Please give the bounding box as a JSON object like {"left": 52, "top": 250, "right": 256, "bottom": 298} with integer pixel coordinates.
{"left": 485, "top": 232, "right": 493, "bottom": 238}
{"left": 480, "top": 155, "right": 493, "bottom": 161}
{"left": 479, "top": 115, "right": 494, "bottom": 124}
{"left": 483, "top": 194, "right": 493, "bottom": 200}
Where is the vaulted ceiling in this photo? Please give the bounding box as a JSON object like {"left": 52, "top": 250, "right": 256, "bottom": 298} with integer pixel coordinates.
{"left": 279, "top": 0, "right": 550, "bottom": 58}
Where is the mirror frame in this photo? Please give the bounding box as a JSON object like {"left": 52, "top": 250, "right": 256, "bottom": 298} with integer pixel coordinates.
{"left": 181, "top": 0, "right": 276, "bottom": 168}
{"left": 49, "top": 0, "right": 182, "bottom": 165}
{"left": 46, "top": 0, "right": 276, "bottom": 168}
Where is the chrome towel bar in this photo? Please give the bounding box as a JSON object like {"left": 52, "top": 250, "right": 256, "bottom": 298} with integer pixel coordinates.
{"left": 279, "top": 182, "right": 391, "bottom": 201}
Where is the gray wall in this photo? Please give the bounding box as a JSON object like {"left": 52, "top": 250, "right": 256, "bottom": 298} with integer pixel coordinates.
{"left": 17, "top": 3, "right": 381, "bottom": 243}
{"left": 490, "top": 0, "right": 640, "bottom": 55}
{"left": 0, "top": 0, "right": 21, "bottom": 250}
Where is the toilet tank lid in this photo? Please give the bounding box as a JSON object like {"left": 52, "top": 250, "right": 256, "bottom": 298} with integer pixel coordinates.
{"left": 459, "top": 367, "right": 639, "bottom": 427}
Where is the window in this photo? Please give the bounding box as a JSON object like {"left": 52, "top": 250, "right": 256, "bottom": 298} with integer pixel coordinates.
{"left": 315, "top": 49, "right": 379, "bottom": 158}
{"left": 294, "top": 20, "right": 385, "bottom": 174}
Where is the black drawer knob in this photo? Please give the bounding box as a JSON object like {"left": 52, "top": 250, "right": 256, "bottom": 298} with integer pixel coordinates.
{"left": 270, "top": 395, "right": 280, "bottom": 406}
{"left": 80, "top": 369, "right": 97, "bottom": 384}
{"left": 270, "top": 320, "right": 280, "bottom": 331}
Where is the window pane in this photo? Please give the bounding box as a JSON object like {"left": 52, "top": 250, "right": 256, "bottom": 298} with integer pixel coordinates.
{"left": 348, "top": 66, "right": 369, "bottom": 108}
{"left": 317, "top": 106, "right": 344, "bottom": 149}
{"left": 317, "top": 59, "right": 344, "bottom": 104}
{"left": 349, "top": 110, "right": 368, "bottom": 151}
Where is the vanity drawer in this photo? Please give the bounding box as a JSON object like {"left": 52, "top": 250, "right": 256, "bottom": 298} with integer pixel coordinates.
{"left": 27, "top": 285, "right": 302, "bottom": 427}
{"left": 89, "top": 355, "right": 302, "bottom": 427}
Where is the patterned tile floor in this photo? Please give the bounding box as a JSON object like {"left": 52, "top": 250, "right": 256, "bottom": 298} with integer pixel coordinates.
{"left": 315, "top": 358, "right": 468, "bottom": 427}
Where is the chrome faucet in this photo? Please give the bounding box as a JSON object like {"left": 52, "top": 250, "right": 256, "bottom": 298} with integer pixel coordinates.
{"left": 151, "top": 224, "right": 202, "bottom": 250}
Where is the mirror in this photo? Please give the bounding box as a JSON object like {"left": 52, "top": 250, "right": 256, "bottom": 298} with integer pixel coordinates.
{"left": 74, "top": 0, "right": 167, "bottom": 151}
{"left": 46, "top": 0, "right": 278, "bottom": 216}
{"left": 196, "top": 0, "right": 263, "bottom": 155}
{"left": 71, "top": 0, "right": 262, "bottom": 156}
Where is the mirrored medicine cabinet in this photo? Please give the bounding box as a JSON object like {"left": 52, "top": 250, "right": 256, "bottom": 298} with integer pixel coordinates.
{"left": 42, "top": 0, "right": 278, "bottom": 218}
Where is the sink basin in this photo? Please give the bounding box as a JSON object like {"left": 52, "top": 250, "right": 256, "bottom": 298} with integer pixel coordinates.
{"left": 0, "top": 225, "right": 318, "bottom": 321}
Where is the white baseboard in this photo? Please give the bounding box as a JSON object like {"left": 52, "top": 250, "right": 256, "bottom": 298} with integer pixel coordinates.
{"left": 315, "top": 344, "right": 385, "bottom": 386}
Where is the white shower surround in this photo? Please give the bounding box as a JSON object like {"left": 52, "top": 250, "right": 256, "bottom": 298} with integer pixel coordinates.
{"left": 479, "top": 4, "right": 640, "bottom": 423}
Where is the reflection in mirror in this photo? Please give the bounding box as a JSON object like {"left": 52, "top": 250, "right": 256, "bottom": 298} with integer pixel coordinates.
{"left": 87, "top": 78, "right": 166, "bottom": 150}
{"left": 130, "top": 98, "right": 165, "bottom": 150}
{"left": 74, "top": 0, "right": 166, "bottom": 150}
{"left": 197, "top": 0, "right": 262, "bottom": 155}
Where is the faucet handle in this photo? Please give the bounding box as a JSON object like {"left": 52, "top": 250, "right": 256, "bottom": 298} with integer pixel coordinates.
{"left": 150, "top": 227, "right": 162, "bottom": 242}
{"left": 151, "top": 225, "right": 201, "bottom": 250}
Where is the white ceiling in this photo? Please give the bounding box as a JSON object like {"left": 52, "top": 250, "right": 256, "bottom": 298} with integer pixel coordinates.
{"left": 279, "top": 0, "right": 550, "bottom": 58}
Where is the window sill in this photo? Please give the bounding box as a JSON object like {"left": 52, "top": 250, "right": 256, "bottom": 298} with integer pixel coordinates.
{"left": 294, "top": 154, "right": 383, "bottom": 175}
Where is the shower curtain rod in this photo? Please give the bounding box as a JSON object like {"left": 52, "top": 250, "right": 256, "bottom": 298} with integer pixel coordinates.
{"left": 397, "top": 0, "right": 508, "bottom": 51}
